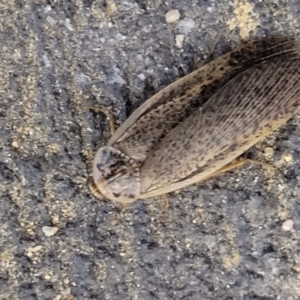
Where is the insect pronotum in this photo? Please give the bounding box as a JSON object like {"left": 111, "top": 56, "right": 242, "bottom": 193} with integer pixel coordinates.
{"left": 88, "top": 36, "right": 300, "bottom": 204}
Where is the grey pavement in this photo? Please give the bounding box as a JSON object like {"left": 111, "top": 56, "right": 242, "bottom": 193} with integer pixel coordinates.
{"left": 1, "top": 1, "right": 300, "bottom": 299}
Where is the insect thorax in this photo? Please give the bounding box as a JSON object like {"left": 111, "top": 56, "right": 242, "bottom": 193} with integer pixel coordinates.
{"left": 90, "top": 146, "right": 141, "bottom": 203}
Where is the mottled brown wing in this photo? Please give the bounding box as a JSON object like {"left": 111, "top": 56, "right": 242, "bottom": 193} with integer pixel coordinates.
{"left": 109, "top": 37, "right": 298, "bottom": 163}
{"left": 139, "top": 57, "right": 300, "bottom": 198}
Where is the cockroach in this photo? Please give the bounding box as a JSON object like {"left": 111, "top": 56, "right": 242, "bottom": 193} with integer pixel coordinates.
{"left": 88, "top": 36, "right": 300, "bottom": 204}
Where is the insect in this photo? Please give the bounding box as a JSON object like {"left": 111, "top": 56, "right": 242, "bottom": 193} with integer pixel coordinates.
{"left": 88, "top": 36, "right": 300, "bottom": 204}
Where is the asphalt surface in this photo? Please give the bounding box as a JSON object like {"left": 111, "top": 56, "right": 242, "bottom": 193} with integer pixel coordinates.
{"left": 1, "top": 0, "right": 300, "bottom": 299}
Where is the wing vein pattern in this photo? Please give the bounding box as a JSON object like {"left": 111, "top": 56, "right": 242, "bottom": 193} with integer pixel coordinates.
{"left": 140, "top": 57, "right": 300, "bottom": 196}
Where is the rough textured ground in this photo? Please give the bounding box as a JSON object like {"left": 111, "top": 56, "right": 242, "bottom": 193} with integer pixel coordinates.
{"left": 1, "top": 0, "right": 300, "bottom": 299}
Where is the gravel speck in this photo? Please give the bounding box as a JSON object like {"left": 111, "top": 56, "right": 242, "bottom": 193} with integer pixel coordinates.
{"left": 264, "top": 147, "right": 274, "bottom": 156}
{"left": 45, "top": 16, "right": 56, "bottom": 26}
{"left": 166, "top": 10, "right": 180, "bottom": 23}
{"left": 42, "top": 54, "right": 51, "bottom": 68}
{"left": 42, "top": 226, "right": 59, "bottom": 237}
{"left": 175, "top": 34, "right": 185, "bottom": 47}
{"left": 282, "top": 219, "right": 294, "bottom": 231}
{"left": 64, "top": 18, "right": 74, "bottom": 31}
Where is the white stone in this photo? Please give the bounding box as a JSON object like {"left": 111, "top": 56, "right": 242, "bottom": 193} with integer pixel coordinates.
{"left": 42, "top": 226, "right": 59, "bottom": 237}
{"left": 282, "top": 219, "right": 294, "bottom": 231}
{"left": 165, "top": 10, "right": 180, "bottom": 23}
{"left": 264, "top": 147, "right": 274, "bottom": 156}
{"left": 44, "top": 5, "right": 51, "bottom": 12}
{"left": 42, "top": 54, "right": 51, "bottom": 68}
{"left": 64, "top": 18, "right": 74, "bottom": 31}
{"left": 46, "top": 16, "right": 56, "bottom": 27}
{"left": 175, "top": 34, "right": 184, "bottom": 47}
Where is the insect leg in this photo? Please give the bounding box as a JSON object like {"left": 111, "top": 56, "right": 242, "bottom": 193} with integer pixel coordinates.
{"left": 209, "top": 158, "right": 250, "bottom": 177}
{"left": 81, "top": 105, "right": 116, "bottom": 135}
{"left": 244, "top": 158, "right": 282, "bottom": 175}
{"left": 159, "top": 194, "right": 170, "bottom": 222}
{"left": 199, "top": 32, "right": 223, "bottom": 65}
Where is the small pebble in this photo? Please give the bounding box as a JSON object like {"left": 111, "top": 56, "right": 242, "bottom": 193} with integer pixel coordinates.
{"left": 138, "top": 73, "right": 146, "bottom": 80}
{"left": 282, "top": 219, "right": 294, "bottom": 231}
{"left": 12, "top": 140, "right": 19, "bottom": 148}
{"left": 44, "top": 273, "right": 52, "bottom": 280}
{"left": 42, "top": 226, "right": 59, "bottom": 237}
{"left": 64, "top": 18, "right": 74, "bottom": 31}
{"left": 283, "top": 153, "right": 293, "bottom": 163}
{"left": 44, "top": 5, "right": 51, "bottom": 13}
{"left": 29, "top": 245, "right": 43, "bottom": 252}
{"left": 175, "top": 34, "right": 184, "bottom": 48}
{"left": 165, "top": 10, "right": 180, "bottom": 23}
{"left": 43, "top": 54, "right": 51, "bottom": 68}
{"left": 264, "top": 147, "right": 274, "bottom": 156}
{"left": 46, "top": 16, "right": 56, "bottom": 27}
{"left": 27, "top": 245, "right": 43, "bottom": 257}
